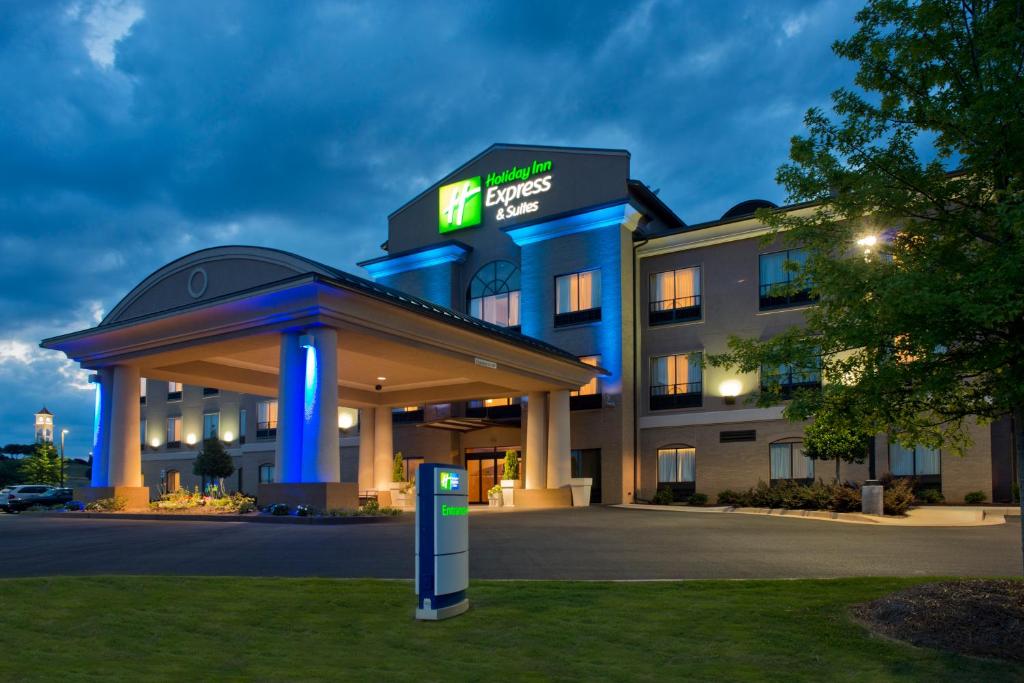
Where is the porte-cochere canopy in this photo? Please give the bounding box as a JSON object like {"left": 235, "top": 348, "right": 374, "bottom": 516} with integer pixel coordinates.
{"left": 42, "top": 246, "right": 604, "bottom": 509}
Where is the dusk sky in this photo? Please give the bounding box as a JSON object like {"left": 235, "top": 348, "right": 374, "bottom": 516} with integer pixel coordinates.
{"left": 0, "top": 0, "right": 860, "bottom": 457}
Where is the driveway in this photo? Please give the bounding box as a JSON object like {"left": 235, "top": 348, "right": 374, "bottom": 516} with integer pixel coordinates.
{"left": 0, "top": 506, "right": 1019, "bottom": 579}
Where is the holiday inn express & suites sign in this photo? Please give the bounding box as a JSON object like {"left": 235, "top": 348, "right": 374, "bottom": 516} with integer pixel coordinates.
{"left": 438, "top": 159, "right": 554, "bottom": 233}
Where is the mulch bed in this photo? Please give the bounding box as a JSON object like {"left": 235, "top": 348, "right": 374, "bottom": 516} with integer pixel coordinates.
{"left": 851, "top": 579, "right": 1024, "bottom": 662}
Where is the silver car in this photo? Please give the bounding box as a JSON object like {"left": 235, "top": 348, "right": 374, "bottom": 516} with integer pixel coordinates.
{"left": 1, "top": 485, "right": 55, "bottom": 512}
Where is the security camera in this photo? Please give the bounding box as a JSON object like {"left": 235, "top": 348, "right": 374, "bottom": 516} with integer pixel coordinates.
{"left": 375, "top": 384, "right": 382, "bottom": 391}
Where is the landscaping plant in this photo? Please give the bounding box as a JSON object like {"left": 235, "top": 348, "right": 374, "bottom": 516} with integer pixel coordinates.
{"left": 652, "top": 485, "right": 674, "bottom": 505}
{"left": 392, "top": 452, "right": 405, "bottom": 482}
{"left": 86, "top": 496, "right": 127, "bottom": 512}
{"left": 964, "top": 490, "right": 987, "bottom": 504}
{"left": 193, "top": 438, "right": 235, "bottom": 494}
{"left": 502, "top": 450, "right": 519, "bottom": 481}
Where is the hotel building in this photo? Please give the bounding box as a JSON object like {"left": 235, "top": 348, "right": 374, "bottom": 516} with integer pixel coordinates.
{"left": 44, "top": 145, "right": 1017, "bottom": 508}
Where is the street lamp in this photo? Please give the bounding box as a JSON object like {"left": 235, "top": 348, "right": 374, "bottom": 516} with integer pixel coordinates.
{"left": 60, "top": 428, "right": 69, "bottom": 488}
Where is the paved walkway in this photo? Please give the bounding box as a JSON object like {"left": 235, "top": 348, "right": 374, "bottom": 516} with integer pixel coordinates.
{"left": 619, "top": 503, "right": 1018, "bottom": 526}
{"left": 0, "top": 506, "right": 1019, "bottom": 579}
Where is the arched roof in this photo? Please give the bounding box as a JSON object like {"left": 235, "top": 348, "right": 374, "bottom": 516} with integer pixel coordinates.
{"left": 721, "top": 199, "right": 778, "bottom": 220}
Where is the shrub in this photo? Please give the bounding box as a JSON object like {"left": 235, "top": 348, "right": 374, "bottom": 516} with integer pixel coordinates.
{"left": 86, "top": 496, "right": 127, "bottom": 512}
{"left": 916, "top": 487, "right": 944, "bottom": 504}
{"left": 392, "top": 452, "right": 405, "bottom": 483}
{"left": 716, "top": 489, "right": 749, "bottom": 506}
{"left": 487, "top": 484, "right": 502, "bottom": 497}
{"left": 361, "top": 499, "right": 380, "bottom": 515}
{"left": 294, "top": 505, "right": 316, "bottom": 517}
{"left": 826, "top": 482, "right": 862, "bottom": 513}
{"left": 687, "top": 493, "right": 708, "bottom": 506}
{"left": 151, "top": 487, "right": 204, "bottom": 510}
{"left": 883, "top": 478, "right": 915, "bottom": 515}
{"left": 964, "top": 490, "right": 987, "bottom": 504}
{"left": 652, "top": 485, "right": 674, "bottom": 505}
{"left": 266, "top": 503, "right": 290, "bottom": 516}
{"left": 502, "top": 450, "right": 520, "bottom": 481}
{"left": 64, "top": 500, "right": 85, "bottom": 511}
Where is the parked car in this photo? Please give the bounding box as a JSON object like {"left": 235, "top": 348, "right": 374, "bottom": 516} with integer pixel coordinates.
{"left": 0, "top": 485, "right": 56, "bottom": 513}
{"left": 3, "top": 487, "right": 73, "bottom": 512}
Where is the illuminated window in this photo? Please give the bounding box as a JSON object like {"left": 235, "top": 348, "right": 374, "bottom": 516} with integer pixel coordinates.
{"left": 140, "top": 378, "right": 147, "bottom": 404}
{"left": 555, "top": 269, "right": 601, "bottom": 326}
{"left": 238, "top": 409, "right": 247, "bottom": 443}
{"left": 760, "top": 355, "right": 821, "bottom": 397}
{"left": 259, "top": 463, "right": 275, "bottom": 484}
{"left": 658, "top": 446, "right": 696, "bottom": 483}
{"left": 571, "top": 356, "right": 600, "bottom": 396}
{"left": 650, "top": 352, "right": 703, "bottom": 410}
{"left": 649, "top": 266, "right": 701, "bottom": 325}
{"left": 257, "top": 400, "right": 278, "bottom": 429}
{"left": 166, "top": 416, "right": 182, "bottom": 447}
{"left": 467, "top": 260, "right": 520, "bottom": 328}
{"left": 167, "top": 381, "right": 183, "bottom": 401}
{"left": 770, "top": 442, "right": 814, "bottom": 481}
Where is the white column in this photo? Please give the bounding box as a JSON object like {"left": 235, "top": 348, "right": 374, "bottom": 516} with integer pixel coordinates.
{"left": 546, "top": 390, "right": 571, "bottom": 489}
{"left": 276, "top": 331, "right": 305, "bottom": 483}
{"left": 301, "top": 327, "right": 340, "bottom": 483}
{"left": 373, "top": 406, "right": 393, "bottom": 492}
{"left": 525, "top": 392, "right": 547, "bottom": 489}
{"left": 89, "top": 367, "right": 114, "bottom": 487}
{"left": 107, "top": 365, "right": 142, "bottom": 487}
{"left": 358, "top": 407, "right": 376, "bottom": 493}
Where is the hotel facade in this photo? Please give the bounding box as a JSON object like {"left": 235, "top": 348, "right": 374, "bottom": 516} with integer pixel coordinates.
{"left": 45, "top": 145, "right": 1018, "bottom": 507}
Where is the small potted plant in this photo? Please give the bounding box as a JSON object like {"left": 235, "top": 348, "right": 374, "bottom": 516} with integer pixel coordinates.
{"left": 487, "top": 484, "right": 503, "bottom": 508}
{"left": 499, "top": 450, "right": 522, "bottom": 507}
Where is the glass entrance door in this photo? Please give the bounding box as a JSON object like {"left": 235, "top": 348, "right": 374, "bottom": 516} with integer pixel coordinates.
{"left": 465, "top": 446, "right": 520, "bottom": 503}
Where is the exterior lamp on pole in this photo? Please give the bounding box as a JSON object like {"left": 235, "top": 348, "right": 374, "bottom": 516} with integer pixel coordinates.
{"left": 60, "top": 428, "right": 69, "bottom": 487}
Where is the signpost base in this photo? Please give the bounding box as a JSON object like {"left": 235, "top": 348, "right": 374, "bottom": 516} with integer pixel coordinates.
{"left": 416, "top": 597, "right": 470, "bottom": 621}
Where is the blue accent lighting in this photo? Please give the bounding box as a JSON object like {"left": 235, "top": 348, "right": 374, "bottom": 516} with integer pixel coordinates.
{"left": 503, "top": 202, "right": 628, "bottom": 247}
{"left": 360, "top": 242, "right": 469, "bottom": 280}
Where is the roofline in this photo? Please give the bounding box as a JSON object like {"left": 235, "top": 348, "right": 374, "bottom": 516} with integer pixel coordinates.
{"left": 356, "top": 239, "right": 471, "bottom": 268}
{"left": 627, "top": 180, "right": 686, "bottom": 229}
{"left": 387, "top": 143, "right": 631, "bottom": 220}
{"left": 42, "top": 248, "right": 607, "bottom": 376}
{"left": 651, "top": 198, "right": 821, "bottom": 237}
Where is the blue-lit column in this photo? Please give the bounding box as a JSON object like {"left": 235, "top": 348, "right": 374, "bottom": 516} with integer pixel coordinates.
{"left": 546, "top": 390, "right": 571, "bottom": 488}
{"left": 89, "top": 368, "right": 114, "bottom": 488}
{"left": 276, "top": 331, "right": 305, "bottom": 483}
{"left": 300, "top": 327, "right": 340, "bottom": 483}
{"left": 525, "top": 392, "right": 547, "bottom": 489}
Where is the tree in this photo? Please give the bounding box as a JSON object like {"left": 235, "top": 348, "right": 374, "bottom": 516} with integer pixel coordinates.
{"left": 1, "top": 443, "right": 36, "bottom": 457}
{"left": 803, "top": 417, "right": 870, "bottom": 482}
{"left": 708, "top": 0, "right": 1024, "bottom": 569}
{"left": 193, "top": 438, "right": 235, "bottom": 494}
{"left": 19, "top": 443, "right": 62, "bottom": 486}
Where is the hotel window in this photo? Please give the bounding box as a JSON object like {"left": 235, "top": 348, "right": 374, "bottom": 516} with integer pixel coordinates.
{"left": 889, "top": 443, "right": 941, "bottom": 480}
{"left": 467, "top": 260, "right": 521, "bottom": 329}
{"left": 555, "top": 269, "right": 601, "bottom": 326}
{"left": 238, "top": 408, "right": 247, "bottom": 444}
{"left": 257, "top": 400, "right": 278, "bottom": 439}
{"left": 167, "top": 381, "right": 183, "bottom": 402}
{"left": 570, "top": 356, "right": 602, "bottom": 410}
{"left": 392, "top": 405, "right": 424, "bottom": 423}
{"left": 650, "top": 352, "right": 703, "bottom": 410}
{"left": 202, "top": 387, "right": 219, "bottom": 397}
{"left": 657, "top": 446, "right": 696, "bottom": 500}
{"left": 259, "top": 463, "right": 275, "bottom": 484}
{"left": 140, "top": 419, "right": 147, "bottom": 447}
{"left": 759, "top": 249, "right": 813, "bottom": 310}
{"left": 166, "top": 416, "right": 182, "bottom": 448}
{"left": 140, "top": 378, "right": 147, "bottom": 405}
{"left": 203, "top": 412, "right": 220, "bottom": 440}
{"left": 770, "top": 442, "right": 814, "bottom": 482}
{"left": 467, "top": 396, "right": 521, "bottom": 419}
{"left": 760, "top": 355, "right": 821, "bottom": 398}
{"left": 649, "top": 266, "right": 701, "bottom": 325}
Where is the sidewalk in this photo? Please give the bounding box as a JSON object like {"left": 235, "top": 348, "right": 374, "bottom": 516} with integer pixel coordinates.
{"left": 615, "top": 503, "right": 1019, "bottom": 527}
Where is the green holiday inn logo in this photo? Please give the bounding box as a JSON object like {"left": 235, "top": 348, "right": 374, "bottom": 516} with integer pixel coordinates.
{"left": 438, "top": 176, "right": 482, "bottom": 233}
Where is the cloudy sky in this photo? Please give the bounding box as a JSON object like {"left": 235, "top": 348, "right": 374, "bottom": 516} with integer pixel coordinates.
{"left": 0, "top": 0, "right": 860, "bottom": 456}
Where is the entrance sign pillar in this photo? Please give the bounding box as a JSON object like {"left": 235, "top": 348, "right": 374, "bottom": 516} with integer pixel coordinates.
{"left": 276, "top": 331, "right": 305, "bottom": 483}
{"left": 300, "top": 327, "right": 340, "bottom": 483}
{"left": 525, "top": 391, "right": 547, "bottom": 489}
{"left": 546, "top": 389, "right": 571, "bottom": 488}
{"left": 373, "top": 405, "right": 394, "bottom": 494}
{"left": 415, "top": 463, "right": 469, "bottom": 621}
{"left": 358, "top": 407, "right": 376, "bottom": 494}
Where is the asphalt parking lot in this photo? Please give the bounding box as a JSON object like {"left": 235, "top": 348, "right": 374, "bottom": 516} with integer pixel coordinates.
{"left": 0, "top": 506, "right": 1019, "bottom": 579}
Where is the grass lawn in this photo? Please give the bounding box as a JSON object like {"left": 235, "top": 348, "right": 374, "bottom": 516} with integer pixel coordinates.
{"left": 1, "top": 576, "right": 1020, "bottom": 682}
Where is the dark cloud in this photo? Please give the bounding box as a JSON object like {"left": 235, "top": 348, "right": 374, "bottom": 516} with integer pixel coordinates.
{"left": 0, "top": 0, "right": 859, "bottom": 455}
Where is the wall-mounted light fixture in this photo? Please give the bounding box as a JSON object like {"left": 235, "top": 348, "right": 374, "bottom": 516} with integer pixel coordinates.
{"left": 719, "top": 379, "right": 742, "bottom": 405}
{"left": 223, "top": 431, "right": 234, "bottom": 442}
{"left": 150, "top": 438, "right": 160, "bottom": 449}
{"left": 186, "top": 433, "right": 197, "bottom": 446}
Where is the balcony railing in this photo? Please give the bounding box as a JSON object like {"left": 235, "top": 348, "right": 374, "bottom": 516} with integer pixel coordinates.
{"left": 650, "top": 383, "right": 702, "bottom": 411}
{"left": 465, "top": 403, "right": 522, "bottom": 420}
{"left": 167, "top": 391, "right": 182, "bottom": 402}
{"left": 759, "top": 283, "right": 814, "bottom": 310}
{"left": 760, "top": 376, "right": 821, "bottom": 399}
{"left": 649, "top": 295, "right": 701, "bottom": 326}
{"left": 392, "top": 409, "right": 425, "bottom": 424}
{"left": 570, "top": 393, "right": 602, "bottom": 411}
{"left": 256, "top": 423, "right": 277, "bottom": 440}
{"left": 202, "top": 387, "right": 219, "bottom": 397}
{"left": 166, "top": 440, "right": 181, "bottom": 449}
{"left": 554, "top": 307, "right": 601, "bottom": 328}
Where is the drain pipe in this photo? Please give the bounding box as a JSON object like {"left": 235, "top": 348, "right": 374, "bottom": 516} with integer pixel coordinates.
{"left": 632, "top": 236, "right": 648, "bottom": 504}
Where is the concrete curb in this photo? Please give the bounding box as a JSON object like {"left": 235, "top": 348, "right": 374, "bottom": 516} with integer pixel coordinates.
{"left": 28, "top": 511, "right": 405, "bottom": 525}
{"left": 615, "top": 504, "right": 1011, "bottom": 527}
